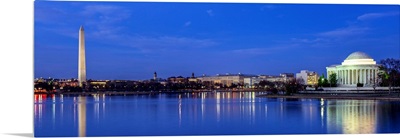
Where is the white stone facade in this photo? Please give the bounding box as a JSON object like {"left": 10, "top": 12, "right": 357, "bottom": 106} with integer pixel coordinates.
{"left": 78, "top": 26, "right": 86, "bottom": 87}
{"left": 326, "top": 51, "right": 379, "bottom": 87}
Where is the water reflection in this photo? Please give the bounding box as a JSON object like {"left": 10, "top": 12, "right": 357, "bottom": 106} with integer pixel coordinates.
{"left": 78, "top": 96, "right": 86, "bottom": 137}
{"left": 178, "top": 94, "right": 182, "bottom": 127}
{"left": 93, "top": 94, "right": 100, "bottom": 122}
{"left": 201, "top": 93, "right": 205, "bottom": 120}
{"left": 103, "top": 94, "right": 107, "bottom": 118}
{"left": 34, "top": 94, "right": 46, "bottom": 128}
{"left": 216, "top": 92, "right": 220, "bottom": 122}
{"left": 60, "top": 94, "right": 64, "bottom": 119}
{"left": 34, "top": 92, "right": 400, "bottom": 137}
{"left": 326, "top": 100, "right": 377, "bottom": 134}
{"left": 51, "top": 94, "right": 56, "bottom": 128}
{"left": 320, "top": 99, "right": 325, "bottom": 128}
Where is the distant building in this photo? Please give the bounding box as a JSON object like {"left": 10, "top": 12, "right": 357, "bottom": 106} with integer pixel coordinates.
{"left": 197, "top": 73, "right": 257, "bottom": 87}
{"left": 188, "top": 73, "right": 199, "bottom": 83}
{"left": 265, "top": 75, "right": 283, "bottom": 82}
{"left": 168, "top": 76, "right": 187, "bottom": 84}
{"left": 57, "top": 78, "right": 79, "bottom": 88}
{"left": 326, "top": 51, "right": 380, "bottom": 87}
{"left": 244, "top": 77, "right": 257, "bottom": 88}
{"left": 258, "top": 75, "right": 287, "bottom": 82}
{"left": 280, "top": 73, "right": 295, "bottom": 82}
{"left": 244, "top": 77, "right": 266, "bottom": 88}
{"left": 244, "top": 73, "right": 295, "bottom": 88}
{"left": 88, "top": 80, "right": 109, "bottom": 89}
{"left": 34, "top": 78, "right": 80, "bottom": 92}
{"left": 151, "top": 72, "right": 166, "bottom": 82}
{"left": 296, "top": 70, "right": 318, "bottom": 86}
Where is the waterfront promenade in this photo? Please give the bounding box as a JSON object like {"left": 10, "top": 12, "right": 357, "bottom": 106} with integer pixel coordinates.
{"left": 257, "top": 91, "right": 400, "bottom": 100}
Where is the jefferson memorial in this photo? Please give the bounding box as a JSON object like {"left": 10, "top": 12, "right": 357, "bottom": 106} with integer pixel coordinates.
{"left": 326, "top": 51, "right": 379, "bottom": 87}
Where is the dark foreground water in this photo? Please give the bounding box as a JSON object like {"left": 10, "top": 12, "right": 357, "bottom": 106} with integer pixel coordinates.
{"left": 34, "top": 92, "right": 400, "bottom": 137}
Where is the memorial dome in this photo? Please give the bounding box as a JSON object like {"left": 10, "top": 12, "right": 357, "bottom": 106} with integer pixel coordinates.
{"left": 341, "top": 51, "right": 376, "bottom": 66}
{"left": 345, "top": 51, "right": 373, "bottom": 60}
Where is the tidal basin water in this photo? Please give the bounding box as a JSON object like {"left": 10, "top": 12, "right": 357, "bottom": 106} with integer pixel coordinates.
{"left": 34, "top": 92, "right": 400, "bottom": 137}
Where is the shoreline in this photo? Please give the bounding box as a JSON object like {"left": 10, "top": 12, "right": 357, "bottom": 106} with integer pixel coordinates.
{"left": 34, "top": 91, "right": 400, "bottom": 100}
{"left": 256, "top": 94, "right": 400, "bottom": 101}
{"left": 33, "top": 90, "right": 270, "bottom": 95}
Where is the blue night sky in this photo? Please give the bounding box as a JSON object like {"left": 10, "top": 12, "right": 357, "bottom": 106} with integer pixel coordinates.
{"left": 34, "top": 1, "right": 400, "bottom": 80}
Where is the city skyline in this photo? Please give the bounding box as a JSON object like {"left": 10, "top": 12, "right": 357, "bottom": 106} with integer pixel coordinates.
{"left": 34, "top": 2, "right": 399, "bottom": 80}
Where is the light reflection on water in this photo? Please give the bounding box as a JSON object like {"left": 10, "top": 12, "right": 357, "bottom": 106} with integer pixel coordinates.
{"left": 326, "top": 100, "right": 378, "bottom": 134}
{"left": 34, "top": 92, "right": 400, "bottom": 137}
{"left": 78, "top": 96, "right": 86, "bottom": 137}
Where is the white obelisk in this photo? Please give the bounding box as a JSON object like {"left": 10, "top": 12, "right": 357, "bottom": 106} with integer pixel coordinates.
{"left": 78, "top": 26, "right": 86, "bottom": 87}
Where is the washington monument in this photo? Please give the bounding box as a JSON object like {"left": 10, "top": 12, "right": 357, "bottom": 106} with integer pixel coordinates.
{"left": 78, "top": 26, "right": 86, "bottom": 87}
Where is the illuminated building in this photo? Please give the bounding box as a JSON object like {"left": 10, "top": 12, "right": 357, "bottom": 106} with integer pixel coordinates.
{"left": 280, "top": 73, "right": 295, "bottom": 82}
{"left": 188, "top": 72, "right": 199, "bottom": 83}
{"left": 57, "top": 79, "right": 79, "bottom": 88}
{"left": 88, "top": 80, "right": 109, "bottom": 90}
{"left": 198, "top": 73, "right": 257, "bottom": 87}
{"left": 168, "top": 76, "right": 187, "bottom": 83}
{"left": 243, "top": 73, "right": 295, "bottom": 88}
{"left": 78, "top": 26, "right": 86, "bottom": 87}
{"left": 244, "top": 77, "right": 264, "bottom": 88}
{"left": 89, "top": 80, "right": 108, "bottom": 85}
{"left": 188, "top": 77, "right": 199, "bottom": 83}
{"left": 326, "top": 51, "right": 379, "bottom": 87}
{"left": 258, "top": 75, "right": 283, "bottom": 82}
{"left": 296, "top": 70, "right": 318, "bottom": 86}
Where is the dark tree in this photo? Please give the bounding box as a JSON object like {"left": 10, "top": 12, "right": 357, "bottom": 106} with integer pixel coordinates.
{"left": 259, "top": 80, "right": 268, "bottom": 89}
{"left": 253, "top": 83, "right": 259, "bottom": 89}
{"left": 329, "top": 73, "right": 338, "bottom": 87}
{"left": 318, "top": 74, "right": 329, "bottom": 87}
{"left": 379, "top": 58, "right": 400, "bottom": 92}
{"left": 284, "top": 79, "right": 303, "bottom": 95}
{"left": 229, "top": 83, "right": 238, "bottom": 89}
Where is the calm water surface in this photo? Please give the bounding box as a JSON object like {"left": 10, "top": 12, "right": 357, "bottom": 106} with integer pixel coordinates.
{"left": 34, "top": 92, "right": 400, "bottom": 137}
